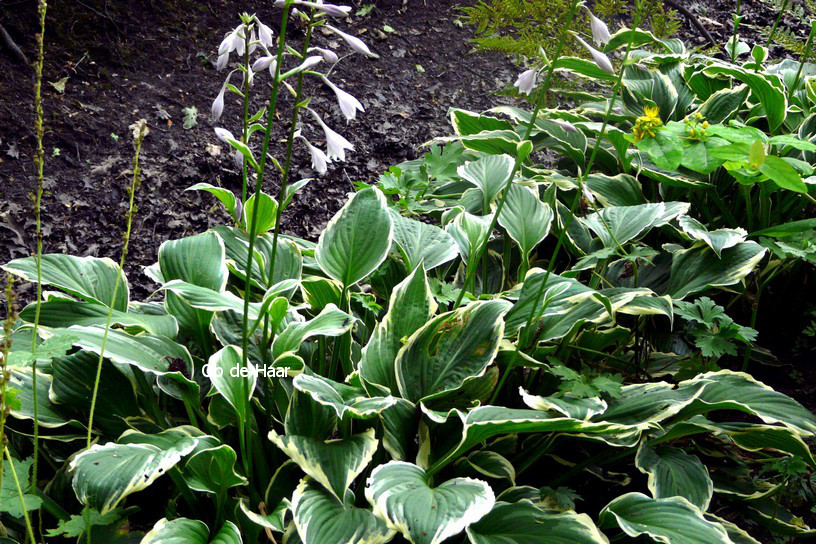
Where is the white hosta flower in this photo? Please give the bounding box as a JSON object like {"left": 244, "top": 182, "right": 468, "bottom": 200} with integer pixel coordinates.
{"left": 214, "top": 127, "right": 236, "bottom": 143}
{"left": 575, "top": 34, "right": 614, "bottom": 74}
{"left": 298, "top": 1, "right": 352, "bottom": 16}
{"left": 325, "top": 24, "right": 374, "bottom": 57}
{"left": 298, "top": 55, "right": 323, "bottom": 71}
{"left": 252, "top": 55, "right": 276, "bottom": 72}
{"left": 514, "top": 69, "right": 537, "bottom": 95}
{"left": 248, "top": 29, "right": 259, "bottom": 54}
{"left": 212, "top": 80, "right": 228, "bottom": 121}
{"left": 257, "top": 20, "right": 274, "bottom": 46}
{"left": 322, "top": 77, "right": 364, "bottom": 121}
{"left": 587, "top": 10, "right": 612, "bottom": 45}
{"left": 311, "top": 110, "right": 354, "bottom": 161}
{"left": 582, "top": 183, "right": 596, "bottom": 204}
{"left": 235, "top": 30, "right": 246, "bottom": 57}
{"left": 309, "top": 46, "right": 339, "bottom": 63}
{"left": 234, "top": 148, "right": 245, "bottom": 169}
{"left": 299, "top": 136, "right": 329, "bottom": 174}
{"left": 550, "top": 118, "right": 578, "bottom": 133}
{"left": 216, "top": 50, "right": 230, "bottom": 71}
{"left": 218, "top": 26, "right": 240, "bottom": 56}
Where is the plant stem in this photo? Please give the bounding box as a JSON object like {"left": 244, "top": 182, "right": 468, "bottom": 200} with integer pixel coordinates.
{"left": 452, "top": 0, "right": 582, "bottom": 310}
{"left": 240, "top": 23, "right": 252, "bottom": 204}
{"left": 786, "top": 20, "right": 816, "bottom": 102}
{"left": 4, "top": 446, "right": 38, "bottom": 544}
{"left": 239, "top": 2, "right": 293, "bottom": 485}
{"left": 765, "top": 0, "right": 790, "bottom": 49}
{"left": 0, "top": 276, "right": 17, "bottom": 501}
{"left": 30, "top": 0, "right": 47, "bottom": 507}
{"left": 87, "top": 122, "right": 149, "bottom": 451}
{"left": 730, "top": 0, "right": 742, "bottom": 62}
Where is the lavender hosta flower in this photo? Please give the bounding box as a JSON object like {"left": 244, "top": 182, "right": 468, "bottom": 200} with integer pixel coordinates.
{"left": 258, "top": 20, "right": 274, "bottom": 46}
{"left": 215, "top": 127, "right": 236, "bottom": 143}
{"left": 514, "top": 69, "right": 537, "bottom": 96}
{"left": 253, "top": 55, "right": 276, "bottom": 72}
{"left": 298, "top": 1, "right": 352, "bottom": 16}
{"left": 234, "top": 148, "right": 245, "bottom": 169}
{"left": 550, "top": 118, "right": 578, "bottom": 133}
{"left": 582, "top": 183, "right": 596, "bottom": 205}
{"left": 298, "top": 136, "right": 329, "bottom": 174}
{"left": 325, "top": 24, "right": 375, "bottom": 57}
{"left": 587, "top": 10, "right": 612, "bottom": 45}
{"left": 311, "top": 110, "right": 354, "bottom": 161}
{"left": 322, "top": 77, "right": 364, "bottom": 121}
{"left": 574, "top": 35, "right": 615, "bottom": 74}
{"left": 216, "top": 50, "right": 230, "bottom": 71}
{"left": 212, "top": 84, "right": 226, "bottom": 121}
{"left": 309, "top": 46, "right": 339, "bottom": 63}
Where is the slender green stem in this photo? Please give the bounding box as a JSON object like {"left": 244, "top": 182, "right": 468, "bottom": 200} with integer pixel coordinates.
{"left": 5, "top": 447, "right": 38, "bottom": 544}
{"left": 240, "top": 23, "right": 252, "bottom": 204}
{"left": 30, "top": 0, "right": 48, "bottom": 507}
{"left": 239, "top": 2, "right": 293, "bottom": 485}
{"left": 730, "top": 0, "right": 742, "bottom": 62}
{"left": 765, "top": 0, "right": 790, "bottom": 49}
{"left": 0, "top": 277, "right": 16, "bottom": 500}
{"left": 87, "top": 123, "right": 148, "bottom": 451}
{"left": 452, "top": 0, "right": 582, "bottom": 310}
{"left": 787, "top": 21, "right": 816, "bottom": 102}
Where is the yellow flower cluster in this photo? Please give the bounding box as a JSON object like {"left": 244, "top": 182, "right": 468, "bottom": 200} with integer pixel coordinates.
{"left": 632, "top": 105, "right": 662, "bottom": 142}
{"left": 684, "top": 112, "right": 709, "bottom": 140}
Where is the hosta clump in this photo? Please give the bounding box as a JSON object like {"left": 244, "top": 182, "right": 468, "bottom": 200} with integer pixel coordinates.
{"left": 2, "top": 7, "right": 816, "bottom": 544}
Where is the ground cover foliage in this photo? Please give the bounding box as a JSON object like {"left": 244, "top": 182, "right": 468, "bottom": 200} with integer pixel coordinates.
{"left": 1, "top": 0, "right": 816, "bottom": 543}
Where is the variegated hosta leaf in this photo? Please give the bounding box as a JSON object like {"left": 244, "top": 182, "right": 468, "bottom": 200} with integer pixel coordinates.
{"left": 293, "top": 479, "right": 394, "bottom": 544}
{"left": 380, "top": 398, "right": 417, "bottom": 462}
{"left": 520, "top": 389, "right": 608, "bottom": 420}
{"left": 182, "top": 445, "right": 247, "bottom": 494}
{"left": 9, "top": 367, "right": 78, "bottom": 428}
{"left": 667, "top": 242, "right": 766, "bottom": 299}
{"left": 446, "top": 212, "right": 492, "bottom": 262}
{"left": 293, "top": 373, "right": 396, "bottom": 420}
{"left": 582, "top": 202, "right": 690, "bottom": 247}
{"left": 467, "top": 500, "right": 609, "bottom": 544}
{"left": 360, "top": 264, "right": 437, "bottom": 395}
{"left": 457, "top": 153, "right": 515, "bottom": 209}
{"left": 240, "top": 499, "right": 288, "bottom": 533}
{"left": 160, "top": 280, "right": 262, "bottom": 318}
{"left": 365, "top": 461, "right": 495, "bottom": 544}
{"left": 71, "top": 433, "right": 199, "bottom": 514}
{"left": 19, "top": 299, "right": 178, "bottom": 337}
{"left": 315, "top": 187, "right": 394, "bottom": 287}
{"left": 497, "top": 184, "right": 553, "bottom": 266}
{"left": 272, "top": 304, "right": 356, "bottom": 360}
{"left": 635, "top": 444, "right": 713, "bottom": 511}
{"left": 459, "top": 451, "right": 515, "bottom": 484}
{"left": 207, "top": 345, "right": 256, "bottom": 418}
{"left": 2, "top": 254, "right": 129, "bottom": 311}
{"left": 396, "top": 299, "right": 511, "bottom": 403}
{"left": 426, "top": 406, "right": 636, "bottom": 474}
{"left": 269, "top": 428, "right": 378, "bottom": 501}
{"left": 142, "top": 517, "right": 242, "bottom": 544}
{"left": 598, "top": 492, "right": 731, "bottom": 544}
{"left": 389, "top": 210, "right": 459, "bottom": 271}
{"left": 677, "top": 370, "right": 816, "bottom": 436}
{"left": 594, "top": 380, "right": 708, "bottom": 426}
{"left": 678, "top": 216, "right": 747, "bottom": 258}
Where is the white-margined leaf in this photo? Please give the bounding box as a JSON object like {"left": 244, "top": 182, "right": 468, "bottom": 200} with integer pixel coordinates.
{"left": 182, "top": 445, "right": 247, "bottom": 495}
{"left": 20, "top": 300, "right": 178, "bottom": 338}
{"left": 667, "top": 242, "right": 766, "bottom": 299}
{"left": 142, "top": 518, "right": 242, "bottom": 544}
{"left": 365, "top": 461, "right": 495, "bottom": 544}
{"left": 635, "top": 444, "right": 713, "bottom": 511}
{"left": 582, "top": 202, "right": 690, "bottom": 247}
{"left": 497, "top": 184, "right": 553, "bottom": 269}
{"left": 678, "top": 216, "right": 747, "bottom": 258}
{"left": 458, "top": 154, "right": 515, "bottom": 211}
{"left": 207, "top": 345, "right": 256, "bottom": 418}
{"left": 272, "top": 304, "right": 356, "bottom": 360}
{"left": 389, "top": 210, "right": 459, "bottom": 270}
{"left": 293, "top": 373, "right": 396, "bottom": 420}
{"left": 520, "top": 389, "right": 608, "bottom": 420}
{"left": 315, "top": 187, "right": 393, "bottom": 287}
{"left": 446, "top": 212, "right": 492, "bottom": 262}
{"left": 396, "top": 299, "right": 511, "bottom": 402}
{"left": 269, "top": 428, "right": 378, "bottom": 501}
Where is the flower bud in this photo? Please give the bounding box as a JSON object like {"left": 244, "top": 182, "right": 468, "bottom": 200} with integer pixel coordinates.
{"left": 513, "top": 69, "right": 537, "bottom": 96}
{"left": 309, "top": 46, "right": 339, "bottom": 63}
{"left": 325, "top": 24, "right": 375, "bottom": 57}
{"left": 575, "top": 35, "right": 614, "bottom": 74}
{"left": 587, "top": 10, "right": 612, "bottom": 45}
{"left": 212, "top": 85, "right": 226, "bottom": 121}
{"left": 215, "top": 127, "right": 235, "bottom": 143}
{"left": 252, "top": 55, "right": 276, "bottom": 72}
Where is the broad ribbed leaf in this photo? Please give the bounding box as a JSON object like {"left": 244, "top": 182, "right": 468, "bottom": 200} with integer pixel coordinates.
{"left": 187, "top": 182, "right": 238, "bottom": 219}
{"left": 596, "top": 381, "right": 708, "bottom": 426}
{"left": 160, "top": 280, "right": 261, "bottom": 318}
{"left": 361, "top": 265, "right": 437, "bottom": 394}
{"left": 272, "top": 304, "right": 356, "bottom": 360}
{"left": 316, "top": 187, "right": 393, "bottom": 287}
{"left": 396, "top": 299, "right": 511, "bottom": 402}
{"left": 704, "top": 65, "right": 787, "bottom": 131}
{"left": 292, "top": 479, "right": 394, "bottom": 544}
{"left": 293, "top": 374, "right": 395, "bottom": 420}
{"left": 521, "top": 390, "right": 607, "bottom": 420}
{"left": 467, "top": 501, "right": 609, "bottom": 544}
{"left": 667, "top": 242, "right": 766, "bottom": 299}
{"left": 182, "top": 445, "right": 247, "bottom": 494}
{"left": 365, "top": 461, "right": 495, "bottom": 544}
{"left": 504, "top": 270, "right": 596, "bottom": 335}
{"left": 142, "top": 518, "right": 242, "bottom": 544}
{"left": 458, "top": 154, "right": 514, "bottom": 210}
{"left": 498, "top": 184, "right": 553, "bottom": 265}
{"left": 269, "top": 428, "right": 378, "bottom": 501}
{"left": 207, "top": 346, "right": 255, "bottom": 417}
{"left": 9, "top": 367, "right": 76, "bottom": 428}
{"left": 599, "top": 492, "right": 731, "bottom": 544}
{"left": 636, "top": 444, "right": 713, "bottom": 511}
{"left": 583, "top": 202, "right": 690, "bottom": 247}
{"left": 446, "top": 212, "right": 492, "bottom": 262}
{"left": 157, "top": 231, "right": 227, "bottom": 291}
{"left": 585, "top": 173, "right": 646, "bottom": 207}
{"left": 390, "top": 211, "right": 459, "bottom": 271}
{"left": 678, "top": 216, "right": 746, "bottom": 258}
{"left": 20, "top": 300, "right": 178, "bottom": 337}
{"left": 2, "top": 254, "right": 129, "bottom": 310}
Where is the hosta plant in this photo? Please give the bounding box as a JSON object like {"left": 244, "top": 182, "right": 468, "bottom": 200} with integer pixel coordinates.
{"left": 1, "top": 2, "right": 816, "bottom": 544}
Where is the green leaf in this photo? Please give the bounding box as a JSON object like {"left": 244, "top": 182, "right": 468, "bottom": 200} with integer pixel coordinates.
{"left": 749, "top": 218, "right": 816, "bottom": 238}
{"left": 45, "top": 507, "right": 123, "bottom": 538}
{"left": 703, "top": 65, "right": 787, "bottom": 131}
{"left": 498, "top": 184, "right": 553, "bottom": 265}
{"left": 293, "top": 373, "right": 396, "bottom": 419}
{"left": 206, "top": 345, "right": 255, "bottom": 418}
{"left": 0, "top": 457, "right": 42, "bottom": 517}
{"left": 636, "top": 444, "right": 713, "bottom": 511}
{"left": 678, "top": 216, "right": 747, "bottom": 258}
{"left": 695, "top": 85, "right": 750, "bottom": 124}
{"left": 8, "top": 367, "right": 76, "bottom": 428}
{"left": 749, "top": 139, "right": 766, "bottom": 169}
{"left": 446, "top": 212, "right": 492, "bottom": 262}
{"left": 182, "top": 445, "right": 247, "bottom": 495}
{"left": 635, "top": 130, "right": 683, "bottom": 171}
{"left": 365, "top": 461, "right": 495, "bottom": 544}
{"left": 2, "top": 254, "right": 129, "bottom": 311}
{"left": 450, "top": 108, "right": 513, "bottom": 136}
{"left": 583, "top": 202, "right": 689, "bottom": 248}
{"left": 396, "top": 299, "right": 511, "bottom": 402}
{"left": 186, "top": 183, "right": 238, "bottom": 219}
{"left": 316, "top": 187, "right": 393, "bottom": 287}
{"left": 269, "top": 428, "right": 378, "bottom": 501}
{"left": 467, "top": 501, "right": 609, "bottom": 544}
{"left": 458, "top": 154, "right": 515, "bottom": 210}
{"left": 272, "top": 304, "right": 356, "bottom": 360}
{"left": 360, "top": 264, "right": 437, "bottom": 394}
{"left": 599, "top": 492, "right": 731, "bottom": 544}
{"left": 667, "top": 242, "right": 766, "bottom": 299}
{"left": 242, "top": 192, "right": 279, "bottom": 234}
{"left": 389, "top": 210, "right": 459, "bottom": 270}
{"left": 292, "top": 479, "right": 394, "bottom": 544}
{"left": 20, "top": 300, "right": 178, "bottom": 337}
{"left": 460, "top": 451, "right": 515, "bottom": 483}
{"left": 760, "top": 155, "right": 808, "bottom": 193}
{"left": 553, "top": 57, "right": 618, "bottom": 81}
{"left": 585, "top": 174, "right": 646, "bottom": 207}
{"left": 142, "top": 518, "right": 242, "bottom": 544}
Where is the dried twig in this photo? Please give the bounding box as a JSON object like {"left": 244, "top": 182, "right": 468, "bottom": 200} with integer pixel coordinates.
{"left": 0, "top": 22, "right": 30, "bottom": 66}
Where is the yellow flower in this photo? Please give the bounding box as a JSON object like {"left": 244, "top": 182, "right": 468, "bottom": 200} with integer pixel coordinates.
{"left": 644, "top": 105, "right": 660, "bottom": 120}
{"left": 632, "top": 105, "right": 662, "bottom": 142}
